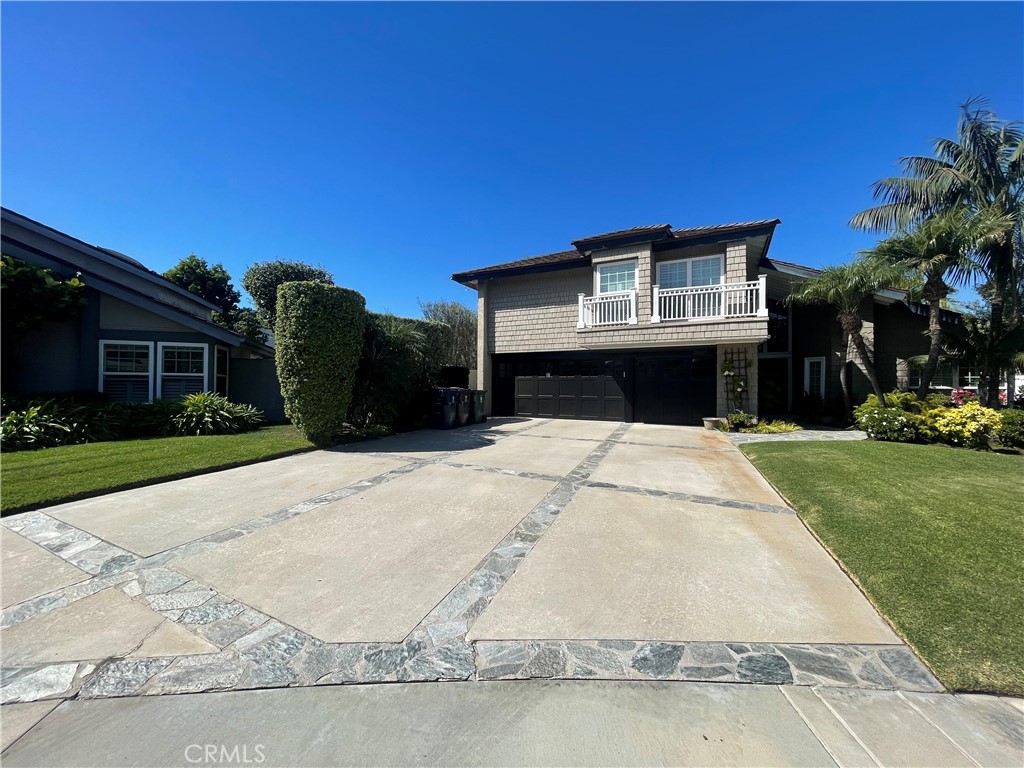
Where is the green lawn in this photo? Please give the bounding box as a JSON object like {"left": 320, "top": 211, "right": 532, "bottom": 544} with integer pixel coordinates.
{"left": 1, "top": 425, "right": 315, "bottom": 515}
{"left": 741, "top": 440, "right": 1024, "bottom": 695}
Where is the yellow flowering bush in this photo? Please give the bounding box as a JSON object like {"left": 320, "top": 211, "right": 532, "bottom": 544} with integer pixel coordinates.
{"left": 934, "top": 402, "right": 1002, "bottom": 449}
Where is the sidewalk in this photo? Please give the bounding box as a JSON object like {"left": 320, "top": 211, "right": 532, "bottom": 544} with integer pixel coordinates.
{"left": 3, "top": 680, "right": 1022, "bottom": 767}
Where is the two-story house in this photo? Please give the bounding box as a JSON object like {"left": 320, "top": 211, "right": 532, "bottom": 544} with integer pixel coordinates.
{"left": 453, "top": 219, "right": 985, "bottom": 425}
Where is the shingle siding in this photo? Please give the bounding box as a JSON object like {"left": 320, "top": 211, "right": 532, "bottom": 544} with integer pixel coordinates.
{"left": 485, "top": 239, "right": 766, "bottom": 355}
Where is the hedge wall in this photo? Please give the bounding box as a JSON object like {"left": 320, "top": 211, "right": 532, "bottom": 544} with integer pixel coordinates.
{"left": 275, "top": 282, "right": 366, "bottom": 444}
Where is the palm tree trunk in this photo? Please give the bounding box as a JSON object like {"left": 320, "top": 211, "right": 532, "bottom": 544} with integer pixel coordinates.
{"left": 984, "top": 299, "right": 1004, "bottom": 407}
{"left": 839, "top": 357, "right": 852, "bottom": 418}
{"left": 916, "top": 282, "right": 948, "bottom": 400}
{"left": 841, "top": 312, "right": 887, "bottom": 407}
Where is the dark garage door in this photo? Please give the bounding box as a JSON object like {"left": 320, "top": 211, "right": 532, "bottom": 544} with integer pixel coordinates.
{"left": 499, "top": 349, "right": 715, "bottom": 426}
{"left": 634, "top": 349, "right": 717, "bottom": 425}
{"left": 514, "top": 358, "right": 627, "bottom": 420}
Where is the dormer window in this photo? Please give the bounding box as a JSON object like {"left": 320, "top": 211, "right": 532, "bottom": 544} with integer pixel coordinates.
{"left": 596, "top": 261, "right": 637, "bottom": 294}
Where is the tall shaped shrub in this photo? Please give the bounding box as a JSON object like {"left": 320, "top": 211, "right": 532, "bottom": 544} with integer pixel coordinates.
{"left": 275, "top": 282, "right": 366, "bottom": 444}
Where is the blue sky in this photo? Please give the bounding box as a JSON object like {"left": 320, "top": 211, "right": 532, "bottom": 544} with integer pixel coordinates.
{"left": 3, "top": 2, "right": 1021, "bottom": 316}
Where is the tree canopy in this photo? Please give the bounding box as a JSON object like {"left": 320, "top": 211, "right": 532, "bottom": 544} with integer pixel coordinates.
{"left": 418, "top": 299, "right": 477, "bottom": 368}
{"left": 163, "top": 254, "right": 241, "bottom": 318}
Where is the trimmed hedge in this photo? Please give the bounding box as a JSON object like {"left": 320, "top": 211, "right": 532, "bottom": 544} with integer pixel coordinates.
{"left": 241, "top": 260, "right": 333, "bottom": 326}
{"left": 275, "top": 281, "right": 366, "bottom": 445}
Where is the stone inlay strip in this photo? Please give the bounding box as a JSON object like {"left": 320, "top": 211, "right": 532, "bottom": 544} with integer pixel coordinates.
{"left": 581, "top": 479, "right": 795, "bottom": 516}
{"left": 473, "top": 640, "right": 943, "bottom": 693}
{"left": 728, "top": 430, "right": 867, "bottom": 445}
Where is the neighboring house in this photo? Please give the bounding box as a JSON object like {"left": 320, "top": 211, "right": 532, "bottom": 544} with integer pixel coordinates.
{"left": 452, "top": 219, "right": 978, "bottom": 424}
{"left": 1, "top": 208, "right": 285, "bottom": 420}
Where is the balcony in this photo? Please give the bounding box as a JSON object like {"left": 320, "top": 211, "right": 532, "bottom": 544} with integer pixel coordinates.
{"left": 652, "top": 276, "right": 767, "bottom": 323}
{"left": 577, "top": 290, "right": 637, "bottom": 329}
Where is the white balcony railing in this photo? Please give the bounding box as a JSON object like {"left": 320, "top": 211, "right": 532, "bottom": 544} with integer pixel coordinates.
{"left": 651, "top": 275, "right": 767, "bottom": 323}
{"left": 577, "top": 290, "right": 637, "bottom": 328}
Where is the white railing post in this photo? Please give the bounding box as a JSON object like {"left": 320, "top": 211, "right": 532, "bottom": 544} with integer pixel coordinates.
{"left": 757, "top": 274, "right": 768, "bottom": 317}
{"left": 651, "top": 284, "right": 661, "bottom": 323}
{"left": 628, "top": 289, "right": 638, "bottom": 324}
{"left": 577, "top": 293, "right": 586, "bottom": 329}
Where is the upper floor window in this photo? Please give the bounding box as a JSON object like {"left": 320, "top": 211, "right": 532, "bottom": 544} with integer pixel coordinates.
{"left": 656, "top": 255, "right": 723, "bottom": 289}
{"left": 596, "top": 261, "right": 636, "bottom": 294}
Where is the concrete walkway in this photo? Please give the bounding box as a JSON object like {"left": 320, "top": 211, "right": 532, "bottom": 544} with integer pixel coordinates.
{"left": 3, "top": 680, "right": 1022, "bottom": 767}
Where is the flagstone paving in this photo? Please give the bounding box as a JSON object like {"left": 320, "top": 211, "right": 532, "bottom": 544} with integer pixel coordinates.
{"left": 1, "top": 418, "right": 945, "bottom": 706}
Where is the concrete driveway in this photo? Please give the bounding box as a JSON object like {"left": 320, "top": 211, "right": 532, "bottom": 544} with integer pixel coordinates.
{"left": 1, "top": 418, "right": 941, "bottom": 716}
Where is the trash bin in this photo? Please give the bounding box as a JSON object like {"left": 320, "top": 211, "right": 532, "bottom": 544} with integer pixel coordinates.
{"left": 455, "top": 388, "right": 472, "bottom": 427}
{"left": 431, "top": 388, "right": 458, "bottom": 430}
{"left": 470, "top": 390, "right": 487, "bottom": 424}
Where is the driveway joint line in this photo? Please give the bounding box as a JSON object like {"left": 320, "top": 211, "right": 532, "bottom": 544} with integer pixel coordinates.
{"left": 779, "top": 686, "right": 871, "bottom": 768}
{"left": 811, "top": 687, "right": 888, "bottom": 767}
{"left": 895, "top": 690, "right": 984, "bottom": 767}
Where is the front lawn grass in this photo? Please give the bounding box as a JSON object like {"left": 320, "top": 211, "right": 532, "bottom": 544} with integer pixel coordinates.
{"left": 741, "top": 440, "right": 1023, "bottom": 695}
{"left": 1, "top": 425, "right": 315, "bottom": 515}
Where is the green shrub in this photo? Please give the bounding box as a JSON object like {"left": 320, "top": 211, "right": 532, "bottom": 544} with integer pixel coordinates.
{"left": 726, "top": 411, "right": 757, "bottom": 429}
{"left": 740, "top": 420, "right": 802, "bottom": 434}
{"left": 275, "top": 281, "right": 366, "bottom": 445}
{"left": 855, "top": 390, "right": 955, "bottom": 442}
{"left": 171, "top": 392, "right": 263, "bottom": 436}
{"left": 934, "top": 401, "right": 1002, "bottom": 449}
{"left": 995, "top": 409, "right": 1024, "bottom": 448}
{"left": 855, "top": 406, "right": 921, "bottom": 442}
{"left": 2, "top": 401, "right": 76, "bottom": 451}
{"left": 242, "top": 261, "right": 333, "bottom": 326}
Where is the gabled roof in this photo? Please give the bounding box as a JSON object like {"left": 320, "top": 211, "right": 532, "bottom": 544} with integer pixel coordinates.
{"left": 0, "top": 207, "right": 269, "bottom": 351}
{"left": 452, "top": 218, "right": 781, "bottom": 285}
{"left": 451, "top": 249, "right": 585, "bottom": 283}
{"left": 1, "top": 207, "right": 221, "bottom": 312}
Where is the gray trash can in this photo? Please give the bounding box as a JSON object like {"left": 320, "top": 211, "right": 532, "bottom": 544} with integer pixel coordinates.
{"left": 470, "top": 390, "right": 487, "bottom": 424}
{"left": 455, "top": 388, "right": 471, "bottom": 427}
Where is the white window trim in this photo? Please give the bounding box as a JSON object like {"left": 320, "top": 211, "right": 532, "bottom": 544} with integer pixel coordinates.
{"left": 594, "top": 259, "right": 638, "bottom": 295}
{"left": 156, "top": 342, "right": 209, "bottom": 399}
{"left": 214, "top": 345, "right": 230, "bottom": 397}
{"left": 98, "top": 340, "right": 155, "bottom": 403}
{"left": 656, "top": 254, "right": 725, "bottom": 289}
{"left": 804, "top": 356, "right": 826, "bottom": 399}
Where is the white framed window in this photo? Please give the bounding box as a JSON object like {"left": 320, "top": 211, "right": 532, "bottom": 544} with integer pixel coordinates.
{"left": 656, "top": 254, "right": 724, "bottom": 289}
{"left": 99, "top": 340, "right": 154, "bottom": 403}
{"left": 157, "top": 342, "right": 208, "bottom": 400}
{"left": 804, "top": 356, "right": 825, "bottom": 399}
{"left": 907, "top": 359, "right": 956, "bottom": 389}
{"left": 595, "top": 260, "right": 637, "bottom": 294}
{"left": 960, "top": 366, "right": 981, "bottom": 388}
{"left": 214, "top": 345, "right": 230, "bottom": 398}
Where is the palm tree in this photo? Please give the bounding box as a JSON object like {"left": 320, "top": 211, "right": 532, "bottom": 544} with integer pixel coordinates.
{"left": 944, "top": 305, "right": 1024, "bottom": 403}
{"left": 861, "top": 208, "right": 1009, "bottom": 398}
{"left": 850, "top": 98, "right": 1024, "bottom": 407}
{"left": 786, "top": 259, "right": 904, "bottom": 414}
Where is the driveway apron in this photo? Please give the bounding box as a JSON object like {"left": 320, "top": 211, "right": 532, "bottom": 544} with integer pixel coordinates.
{"left": 0, "top": 418, "right": 941, "bottom": 705}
